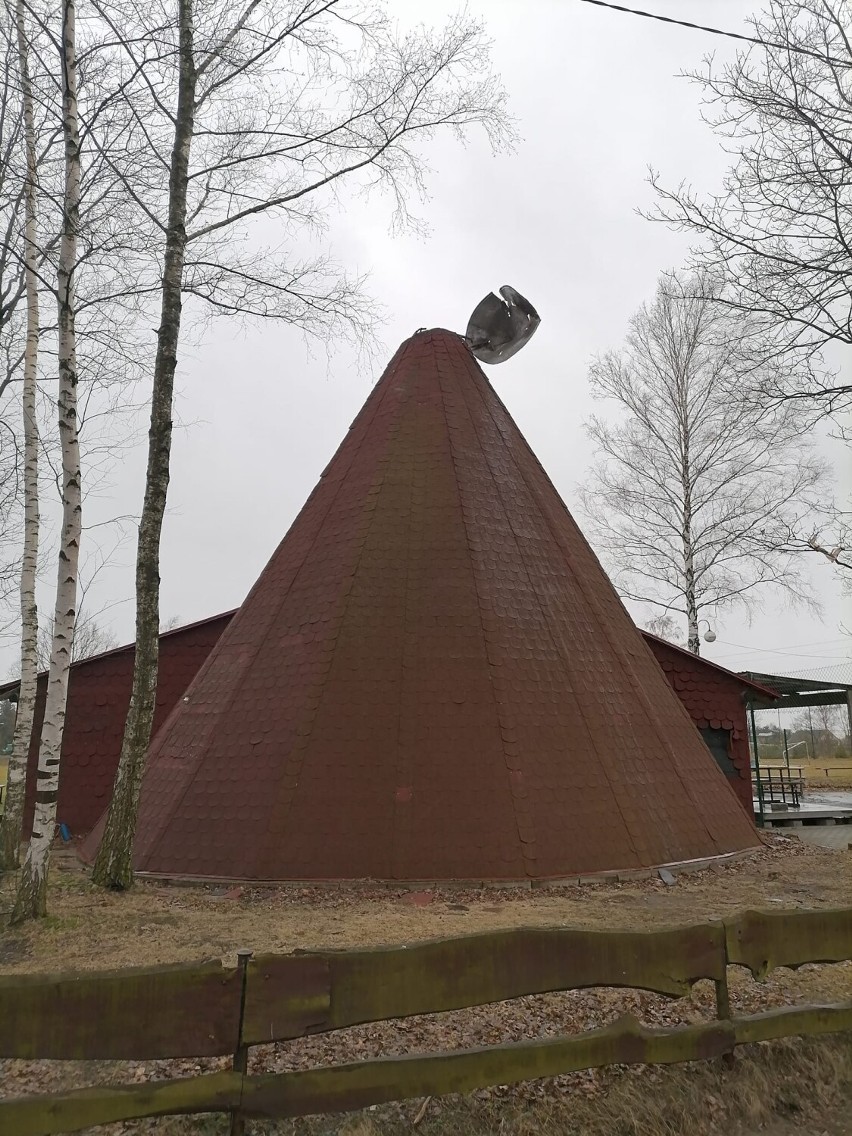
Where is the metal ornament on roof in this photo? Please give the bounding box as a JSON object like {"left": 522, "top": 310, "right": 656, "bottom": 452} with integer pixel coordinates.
{"left": 465, "top": 285, "right": 540, "bottom": 364}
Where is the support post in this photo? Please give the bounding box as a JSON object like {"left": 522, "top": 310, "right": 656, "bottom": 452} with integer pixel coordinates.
{"left": 808, "top": 707, "right": 816, "bottom": 760}
{"left": 714, "top": 970, "right": 735, "bottom": 1067}
{"left": 750, "top": 703, "right": 764, "bottom": 827}
{"left": 230, "top": 948, "right": 253, "bottom": 1136}
{"left": 715, "top": 974, "right": 730, "bottom": 1020}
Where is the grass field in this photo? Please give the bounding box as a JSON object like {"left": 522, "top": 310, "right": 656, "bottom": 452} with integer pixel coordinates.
{"left": 760, "top": 757, "right": 852, "bottom": 787}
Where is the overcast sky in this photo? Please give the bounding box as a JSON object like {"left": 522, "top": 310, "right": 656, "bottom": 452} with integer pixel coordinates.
{"left": 6, "top": 0, "right": 850, "bottom": 680}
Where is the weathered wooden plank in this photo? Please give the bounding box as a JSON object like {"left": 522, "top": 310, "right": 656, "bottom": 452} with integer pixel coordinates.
{"left": 243, "top": 953, "right": 331, "bottom": 1045}
{"left": 242, "top": 924, "right": 725, "bottom": 1044}
{"left": 0, "top": 960, "right": 242, "bottom": 1059}
{"left": 725, "top": 908, "right": 852, "bottom": 978}
{"left": 734, "top": 1002, "right": 852, "bottom": 1045}
{"left": 241, "top": 1015, "right": 734, "bottom": 1118}
{"left": 0, "top": 1070, "right": 242, "bottom": 1136}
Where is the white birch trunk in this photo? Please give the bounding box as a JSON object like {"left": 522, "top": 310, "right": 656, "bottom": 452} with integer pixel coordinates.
{"left": 91, "top": 0, "right": 196, "bottom": 890}
{"left": 677, "top": 376, "right": 700, "bottom": 657}
{"left": 0, "top": 0, "right": 40, "bottom": 872}
{"left": 11, "top": 0, "right": 81, "bottom": 922}
{"left": 683, "top": 482, "right": 699, "bottom": 654}
{"left": 683, "top": 498, "right": 700, "bottom": 655}
{"left": 685, "top": 582, "right": 700, "bottom": 656}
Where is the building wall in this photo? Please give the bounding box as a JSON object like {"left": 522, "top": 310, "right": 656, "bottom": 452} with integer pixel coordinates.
{"left": 22, "top": 614, "right": 234, "bottom": 836}
{"left": 16, "top": 613, "right": 753, "bottom": 836}
{"left": 643, "top": 635, "right": 754, "bottom": 815}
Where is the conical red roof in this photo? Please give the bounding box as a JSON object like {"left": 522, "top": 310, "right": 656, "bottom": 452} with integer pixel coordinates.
{"left": 84, "top": 329, "right": 758, "bottom": 881}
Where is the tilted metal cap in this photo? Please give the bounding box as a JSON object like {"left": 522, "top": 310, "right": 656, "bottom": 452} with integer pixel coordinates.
{"left": 465, "top": 285, "right": 540, "bottom": 363}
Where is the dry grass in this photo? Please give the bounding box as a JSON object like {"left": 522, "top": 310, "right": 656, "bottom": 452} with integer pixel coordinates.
{"left": 804, "top": 760, "right": 852, "bottom": 788}
{"left": 1, "top": 833, "right": 851, "bottom": 974}
{"left": 326, "top": 1037, "right": 852, "bottom": 1136}
{"left": 67, "top": 1035, "right": 852, "bottom": 1135}
{"left": 762, "top": 758, "right": 852, "bottom": 788}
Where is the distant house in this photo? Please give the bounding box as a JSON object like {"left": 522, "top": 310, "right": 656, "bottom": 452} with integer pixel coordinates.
{"left": 642, "top": 633, "right": 778, "bottom": 815}
{"left": 0, "top": 613, "right": 233, "bottom": 836}
{"left": 0, "top": 612, "right": 769, "bottom": 836}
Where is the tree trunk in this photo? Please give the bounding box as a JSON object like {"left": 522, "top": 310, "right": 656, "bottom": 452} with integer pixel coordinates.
{"left": 91, "top": 0, "right": 196, "bottom": 891}
{"left": 683, "top": 475, "right": 699, "bottom": 653}
{"left": 685, "top": 584, "right": 700, "bottom": 656}
{"left": 678, "top": 382, "right": 699, "bottom": 656}
{"left": 11, "top": 0, "right": 81, "bottom": 922}
{"left": 0, "top": 0, "right": 41, "bottom": 872}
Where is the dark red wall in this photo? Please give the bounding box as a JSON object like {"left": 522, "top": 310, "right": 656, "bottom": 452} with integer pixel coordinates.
{"left": 642, "top": 635, "right": 754, "bottom": 815}
{"left": 17, "top": 612, "right": 753, "bottom": 837}
{"left": 22, "top": 613, "right": 234, "bottom": 836}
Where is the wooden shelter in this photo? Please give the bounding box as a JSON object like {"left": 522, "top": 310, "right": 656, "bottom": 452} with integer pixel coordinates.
{"left": 81, "top": 330, "right": 759, "bottom": 880}
{"left": 0, "top": 615, "right": 232, "bottom": 836}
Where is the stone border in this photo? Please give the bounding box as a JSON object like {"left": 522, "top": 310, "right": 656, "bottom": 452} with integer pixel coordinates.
{"left": 101, "top": 846, "right": 761, "bottom": 891}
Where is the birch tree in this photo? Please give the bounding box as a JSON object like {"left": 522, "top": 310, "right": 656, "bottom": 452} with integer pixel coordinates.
{"left": 650, "top": 0, "right": 852, "bottom": 418}
{"left": 90, "top": 0, "right": 513, "bottom": 889}
{"left": 0, "top": 0, "right": 158, "bottom": 897}
{"left": 773, "top": 503, "right": 852, "bottom": 590}
{"left": 579, "top": 272, "right": 828, "bottom": 655}
{"left": 11, "top": 0, "right": 81, "bottom": 921}
{"left": 0, "top": 0, "right": 40, "bottom": 871}
{"left": 0, "top": 3, "right": 26, "bottom": 624}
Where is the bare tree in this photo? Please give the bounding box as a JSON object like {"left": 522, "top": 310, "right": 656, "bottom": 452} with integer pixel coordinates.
{"left": 650, "top": 0, "right": 852, "bottom": 418}
{"left": 579, "top": 271, "right": 828, "bottom": 655}
{"left": 0, "top": 2, "right": 26, "bottom": 630}
{"left": 774, "top": 503, "right": 852, "bottom": 590}
{"left": 791, "top": 705, "right": 847, "bottom": 757}
{"left": 35, "top": 612, "right": 116, "bottom": 669}
{"left": 0, "top": 0, "right": 40, "bottom": 872}
{"left": 12, "top": 0, "right": 82, "bottom": 921}
{"left": 0, "top": 0, "right": 162, "bottom": 901}
{"left": 90, "top": 0, "right": 514, "bottom": 890}
{"left": 0, "top": 2, "right": 24, "bottom": 346}
{"left": 31, "top": 536, "right": 125, "bottom": 671}
{"left": 643, "top": 613, "right": 686, "bottom": 649}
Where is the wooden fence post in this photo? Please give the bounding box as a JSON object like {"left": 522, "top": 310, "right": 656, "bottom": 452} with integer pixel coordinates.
{"left": 715, "top": 964, "right": 735, "bottom": 1068}
{"left": 230, "top": 949, "right": 253, "bottom": 1136}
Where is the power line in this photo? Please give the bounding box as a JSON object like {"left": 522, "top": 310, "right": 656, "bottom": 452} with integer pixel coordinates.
{"left": 713, "top": 639, "right": 851, "bottom": 662}
{"left": 718, "top": 636, "right": 851, "bottom": 652}
{"left": 575, "top": 0, "right": 852, "bottom": 67}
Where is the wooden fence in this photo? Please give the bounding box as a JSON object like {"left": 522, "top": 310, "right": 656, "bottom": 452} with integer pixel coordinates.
{"left": 1, "top": 907, "right": 851, "bottom": 1136}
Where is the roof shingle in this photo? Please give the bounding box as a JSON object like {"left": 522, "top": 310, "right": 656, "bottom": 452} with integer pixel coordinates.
{"left": 82, "top": 330, "right": 758, "bottom": 880}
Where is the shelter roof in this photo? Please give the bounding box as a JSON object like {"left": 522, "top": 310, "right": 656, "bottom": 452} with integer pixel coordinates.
{"left": 78, "top": 329, "right": 759, "bottom": 880}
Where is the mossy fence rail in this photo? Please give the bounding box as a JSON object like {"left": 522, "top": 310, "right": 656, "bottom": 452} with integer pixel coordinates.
{"left": 2, "top": 907, "right": 852, "bottom": 1136}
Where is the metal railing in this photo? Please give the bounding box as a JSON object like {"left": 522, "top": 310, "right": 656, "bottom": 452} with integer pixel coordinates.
{"left": 752, "top": 765, "right": 803, "bottom": 810}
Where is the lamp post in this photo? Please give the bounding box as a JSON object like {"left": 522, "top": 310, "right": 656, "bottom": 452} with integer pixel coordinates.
{"left": 697, "top": 619, "right": 716, "bottom": 643}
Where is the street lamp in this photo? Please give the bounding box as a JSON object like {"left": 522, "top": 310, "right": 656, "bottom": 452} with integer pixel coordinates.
{"left": 697, "top": 618, "right": 716, "bottom": 643}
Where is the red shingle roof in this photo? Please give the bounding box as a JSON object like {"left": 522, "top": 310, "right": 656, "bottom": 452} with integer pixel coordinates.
{"left": 82, "top": 330, "right": 758, "bottom": 880}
